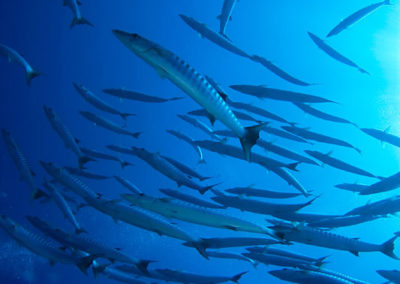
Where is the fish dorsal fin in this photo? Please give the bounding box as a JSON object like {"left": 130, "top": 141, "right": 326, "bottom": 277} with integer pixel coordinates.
{"left": 349, "top": 250, "right": 359, "bottom": 256}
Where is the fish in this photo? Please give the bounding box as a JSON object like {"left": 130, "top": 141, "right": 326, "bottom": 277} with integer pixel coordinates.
{"left": 80, "top": 147, "right": 132, "bottom": 169}
{"left": 112, "top": 30, "right": 264, "bottom": 161}
{"left": 326, "top": 0, "right": 391, "bottom": 38}
{"left": 0, "top": 43, "right": 40, "bottom": 85}
{"left": 207, "top": 251, "right": 255, "bottom": 265}
{"left": 161, "top": 155, "right": 210, "bottom": 181}
{"left": 269, "top": 219, "right": 398, "bottom": 258}
{"left": 73, "top": 83, "right": 135, "bottom": 121}
{"left": 243, "top": 252, "right": 316, "bottom": 269}
{"left": 283, "top": 125, "right": 361, "bottom": 153}
{"left": 360, "top": 127, "right": 400, "bottom": 148}
{"left": 334, "top": 183, "right": 368, "bottom": 193}
{"left": 159, "top": 188, "right": 224, "bottom": 209}
{"left": 377, "top": 269, "right": 400, "bottom": 284}
{"left": 230, "top": 85, "right": 334, "bottom": 103}
{"left": 1, "top": 129, "right": 47, "bottom": 199}
{"left": 79, "top": 111, "right": 141, "bottom": 139}
{"left": 122, "top": 193, "right": 276, "bottom": 237}
{"left": 27, "top": 216, "right": 152, "bottom": 274}
{"left": 270, "top": 212, "right": 344, "bottom": 223}
{"left": 305, "top": 150, "right": 376, "bottom": 178}
{"left": 183, "top": 237, "right": 280, "bottom": 250}
{"left": 166, "top": 129, "right": 206, "bottom": 164}
{"left": 92, "top": 261, "right": 147, "bottom": 284}
{"left": 107, "top": 145, "right": 215, "bottom": 194}
{"left": 308, "top": 214, "right": 380, "bottom": 228}
{"left": 114, "top": 176, "right": 143, "bottom": 195}
{"left": 305, "top": 267, "right": 371, "bottom": 284}
{"left": 269, "top": 268, "right": 358, "bottom": 284}
{"left": 308, "top": 32, "right": 368, "bottom": 74}
{"left": 64, "top": 167, "right": 110, "bottom": 180}
{"left": 43, "top": 106, "right": 94, "bottom": 169}
{"left": 102, "top": 88, "right": 183, "bottom": 103}
{"left": 224, "top": 187, "right": 301, "bottom": 199}
{"left": 345, "top": 195, "right": 400, "bottom": 217}
{"left": 155, "top": 268, "right": 247, "bottom": 284}
{"left": 63, "top": 0, "right": 93, "bottom": 28}
{"left": 293, "top": 102, "right": 357, "bottom": 126}
{"left": 261, "top": 127, "right": 311, "bottom": 144}
{"left": 178, "top": 114, "right": 224, "bottom": 141}
{"left": 43, "top": 181, "right": 85, "bottom": 234}
{"left": 218, "top": 0, "right": 238, "bottom": 37}
{"left": 359, "top": 171, "right": 400, "bottom": 195}
{"left": 0, "top": 214, "right": 94, "bottom": 274}
{"left": 188, "top": 108, "right": 261, "bottom": 125}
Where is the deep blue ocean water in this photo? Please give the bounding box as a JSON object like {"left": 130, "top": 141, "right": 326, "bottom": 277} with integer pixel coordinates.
{"left": 0, "top": 1, "right": 399, "bottom": 283}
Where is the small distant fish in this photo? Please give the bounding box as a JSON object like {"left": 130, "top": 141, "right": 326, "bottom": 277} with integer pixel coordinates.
{"left": 178, "top": 114, "right": 224, "bottom": 141}
{"left": 188, "top": 108, "right": 261, "bottom": 125}
{"left": 63, "top": 0, "right": 93, "bottom": 29}
{"left": 377, "top": 269, "right": 400, "bottom": 284}
{"left": 159, "top": 188, "right": 224, "bottom": 209}
{"left": 326, "top": 0, "right": 391, "bottom": 38}
{"left": 155, "top": 269, "right": 247, "bottom": 284}
{"left": 335, "top": 183, "right": 368, "bottom": 193}
{"left": 218, "top": 0, "right": 238, "bottom": 37}
{"left": 359, "top": 171, "right": 400, "bottom": 195}
{"left": 230, "top": 85, "right": 334, "bottom": 103}
{"left": 114, "top": 176, "right": 143, "bottom": 195}
{"left": 161, "top": 155, "right": 210, "bottom": 181}
{"left": 293, "top": 102, "right": 357, "bottom": 126}
{"left": 360, "top": 127, "right": 400, "bottom": 148}
{"left": 183, "top": 237, "right": 279, "bottom": 250}
{"left": 0, "top": 43, "right": 40, "bottom": 85}
{"left": 79, "top": 111, "right": 141, "bottom": 139}
{"left": 308, "top": 32, "right": 368, "bottom": 74}
{"left": 44, "top": 106, "right": 94, "bottom": 169}
{"left": 166, "top": 129, "right": 206, "bottom": 164}
{"left": 73, "top": 83, "right": 135, "bottom": 121}
{"left": 224, "top": 187, "right": 301, "bottom": 199}
{"left": 243, "top": 252, "right": 316, "bottom": 269}
{"left": 103, "top": 88, "right": 183, "bottom": 103}
{"left": 64, "top": 167, "right": 110, "bottom": 180}
{"left": 305, "top": 150, "right": 376, "bottom": 178}
{"left": 81, "top": 147, "right": 132, "bottom": 169}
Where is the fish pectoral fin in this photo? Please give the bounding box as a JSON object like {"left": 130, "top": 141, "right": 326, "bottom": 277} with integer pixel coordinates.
{"left": 349, "top": 250, "right": 359, "bottom": 256}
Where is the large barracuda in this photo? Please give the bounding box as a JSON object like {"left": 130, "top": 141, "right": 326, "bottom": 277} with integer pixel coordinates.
{"left": 305, "top": 150, "right": 377, "bottom": 178}
{"left": 183, "top": 237, "right": 279, "bottom": 250}
{"left": 218, "top": 0, "right": 238, "bottom": 37}
{"left": 103, "top": 88, "right": 183, "bottom": 103}
{"left": 308, "top": 32, "right": 368, "bottom": 74}
{"left": 121, "top": 193, "right": 275, "bottom": 237}
{"left": 1, "top": 129, "right": 46, "bottom": 199}
{"left": 155, "top": 268, "right": 247, "bottom": 284}
{"left": 107, "top": 145, "right": 214, "bottom": 194}
{"left": 112, "top": 30, "right": 263, "bottom": 161}
{"left": 0, "top": 214, "right": 93, "bottom": 273}
{"left": 269, "top": 268, "right": 358, "bottom": 284}
{"left": 359, "top": 171, "right": 400, "bottom": 195}
{"left": 345, "top": 195, "right": 400, "bottom": 217}
{"left": 224, "top": 187, "right": 301, "bottom": 199}
{"left": 40, "top": 162, "right": 208, "bottom": 258}
{"left": 269, "top": 219, "right": 398, "bottom": 259}
{"left": 327, "top": 0, "right": 391, "bottom": 38}
{"left": 0, "top": 43, "right": 40, "bottom": 85}
{"left": 63, "top": 0, "right": 93, "bottom": 29}
{"left": 80, "top": 146, "right": 132, "bottom": 169}
{"left": 73, "top": 83, "right": 135, "bottom": 121}
{"left": 335, "top": 183, "right": 368, "bottom": 193}
{"left": 43, "top": 106, "right": 94, "bottom": 169}
{"left": 79, "top": 111, "right": 141, "bottom": 139}
{"left": 360, "top": 127, "right": 400, "bottom": 148}
{"left": 159, "top": 188, "right": 224, "bottom": 209}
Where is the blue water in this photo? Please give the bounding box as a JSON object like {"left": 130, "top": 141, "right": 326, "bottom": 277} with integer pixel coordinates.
{"left": 0, "top": 0, "right": 399, "bottom": 283}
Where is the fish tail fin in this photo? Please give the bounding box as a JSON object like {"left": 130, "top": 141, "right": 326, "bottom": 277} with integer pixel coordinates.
{"left": 120, "top": 160, "right": 133, "bottom": 169}
{"left": 131, "top": 131, "right": 142, "bottom": 139}
{"left": 70, "top": 17, "right": 93, "bottom": 29}
{"left": 26, "top": 69, "right": 41, "bottom": 86}
{"left": 286, "top": 161, "right": 301, "bottom": 171}
{"left": 231, "top": 271, "right": 248, "bottom": 283}
{"left": 354, "top": 147, "right": 362, "bottom": 154}
{"left": 199, "top": 183, "right": 220, "bottom": 195}
{"left": 315, "top": 255, "right": 330, "bottom": 267}
{"left": 136, "top": 259, "right": 156, "bottom": 275}
{"left": 190, "top": 241, "right": 209, "bottom": 259}
{"left": 76, "top": 255, "right": 95, "bottom": 275}
{"left": 240, "top": 123, "right": 267, "bottom": 161}
{"left": 381, "top": 235, "right": 399, "bottom": 259}
{"left": 78, "top": 156, "right": 95, "bottom": 169}
{"left": 121, "top": 113, "right": 136, "bottom": 121}
{"left": 168, "top": 96, "right": 184, "bottom": 101}
{"left": 358, "top": 67, "right": 370, "bottom": 75}
{"left": 75, "top": 227, "right": 87, "bottom": 235}
{"left": 31, "top": 188, "right": 49, "bottom": 200}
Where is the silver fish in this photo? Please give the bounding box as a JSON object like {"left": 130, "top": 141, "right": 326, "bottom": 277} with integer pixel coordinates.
{"left": 63, "top": 0, "right": 93, "bottom": 28}
{"left": 103, "top": 88, "right": 183, "bottom": 103}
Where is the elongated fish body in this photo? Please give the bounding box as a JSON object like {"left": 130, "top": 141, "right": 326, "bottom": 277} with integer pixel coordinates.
{"left": 188, "top": 108, "right": 261, "bottom": 124}
{"left": 80, "top": 111, "right": 141, "bottom": 139}
{"left": 43, "top": 182, "right": 84, "bottom": 234}
{"left": 225, "top": 187, "right": 301, "bottom": 199}
{"left": 262, "top": 127, "right": 311, "bottom": 144}
{"left": 184, "top": 237, "right": 279, "bottom": 250}
{"left": 218, "top": 0, "right": 237, "bottom": 36}
{"left": 180, "top": 15, "right": 250, "bottom": 59}
{"left": 114, "top": 176, "right": 143, "bottom": 195}
{"left": 243, "top": 252, "right": 315, "bottom": 269}
{"left": 1, "top": 129, "right": 45, "bottom": 199}
{"left": 166, "top": 129, "right": 205, "bottom": 164}
{"left": 113, "top": 30, "right": 263, "bottom": 161}
{"left": 305, "top": 150, "right": 376, "bottom": 178}
{"left": 44, "top": 106, "right": 93, "bottom": 169}
{"left": 270, "top": 212, "right": 343, "bottom": 223}
{"left": 64, "top": 167, "right": 109, "bottom": 180}
{"left": 27, "top": 217, "right": 149, "bottom": 273}
{"left": 178, "top": 114, "right": 224, "bottom": 141}
{"left": 103, "top": 88, "right": 183, "bottom": 103}
{"left": 308, "top": 215, "right": 379, "bottom": 228}
{"left": 361, "top": 127, "right": 400, "bottom": 148}
{"left": 63, "top": 0, "right": 93, "bottom": 28}
{"left": 212, "top": 194, "right": 315, "bottom": 216}
{"left": 122, "top": 193, "right": 274, "bottom": 236}
{"left": 73, "top": 83, "right": 134, "bottom": 121}
{"left": 156, "top": 268, "right": 246, "bottom": 284}
{"left": 293, "top": 102, "right": 356, "bottom": 126}
{"left": 0, "top": 43, "right": 40, "bottom": 85}
{"left": 0, "top": 215, "right": 93, "bottom": 273}
{"left": 161, "top": 155, "right": 209, "bottom": 181}
{"left": 308, "top": 32, "right": 368, "bottom": 74}
{"left": 335, "top": 183, "right": 368, "bottom": 192}
{"left": 359, "top": 171, "right": 400, "bottom": 195}
{"left": 269, "top": 268, "right": 355, "bottom": 284}
{"left": 307, "top": 267, "right": 371, "bottom": 284}
{"left": 230, "top": 85, "right": 334, "bottom": 103}
{"left": 377, "top": 269, "right": 400, "bottom": 284}
{"left": 345, "top": 196, "right": 400, "bottom": 216}
{"left": 327, "top": 0, "right": 391, "bottom": 37}
{"left": 207, "top": 251, "right": 255, "bottom": 264}
{"left": 269, "top": 220, "right": 398, "bottom": 258}
{"left": 81, "top": 147, "right": 131, "bottom": 169}
{"left": 110, "top": 145, "right": 213, "bottom": 194}
{"left": 159, "top": 188, "right": 224, "bottom": 209}
{"left": 258, "top": 139, "right": 319, "bottom": 165}
{"left": 92, "top": 262, "right": 147, "bottom": 284}
{"left": 283, "top": 125, "right": 361, "bottom": 153}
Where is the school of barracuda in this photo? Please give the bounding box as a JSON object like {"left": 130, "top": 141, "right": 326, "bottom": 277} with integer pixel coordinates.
{"left": 1, "top": 0, "right": 399, "bottom": 283}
